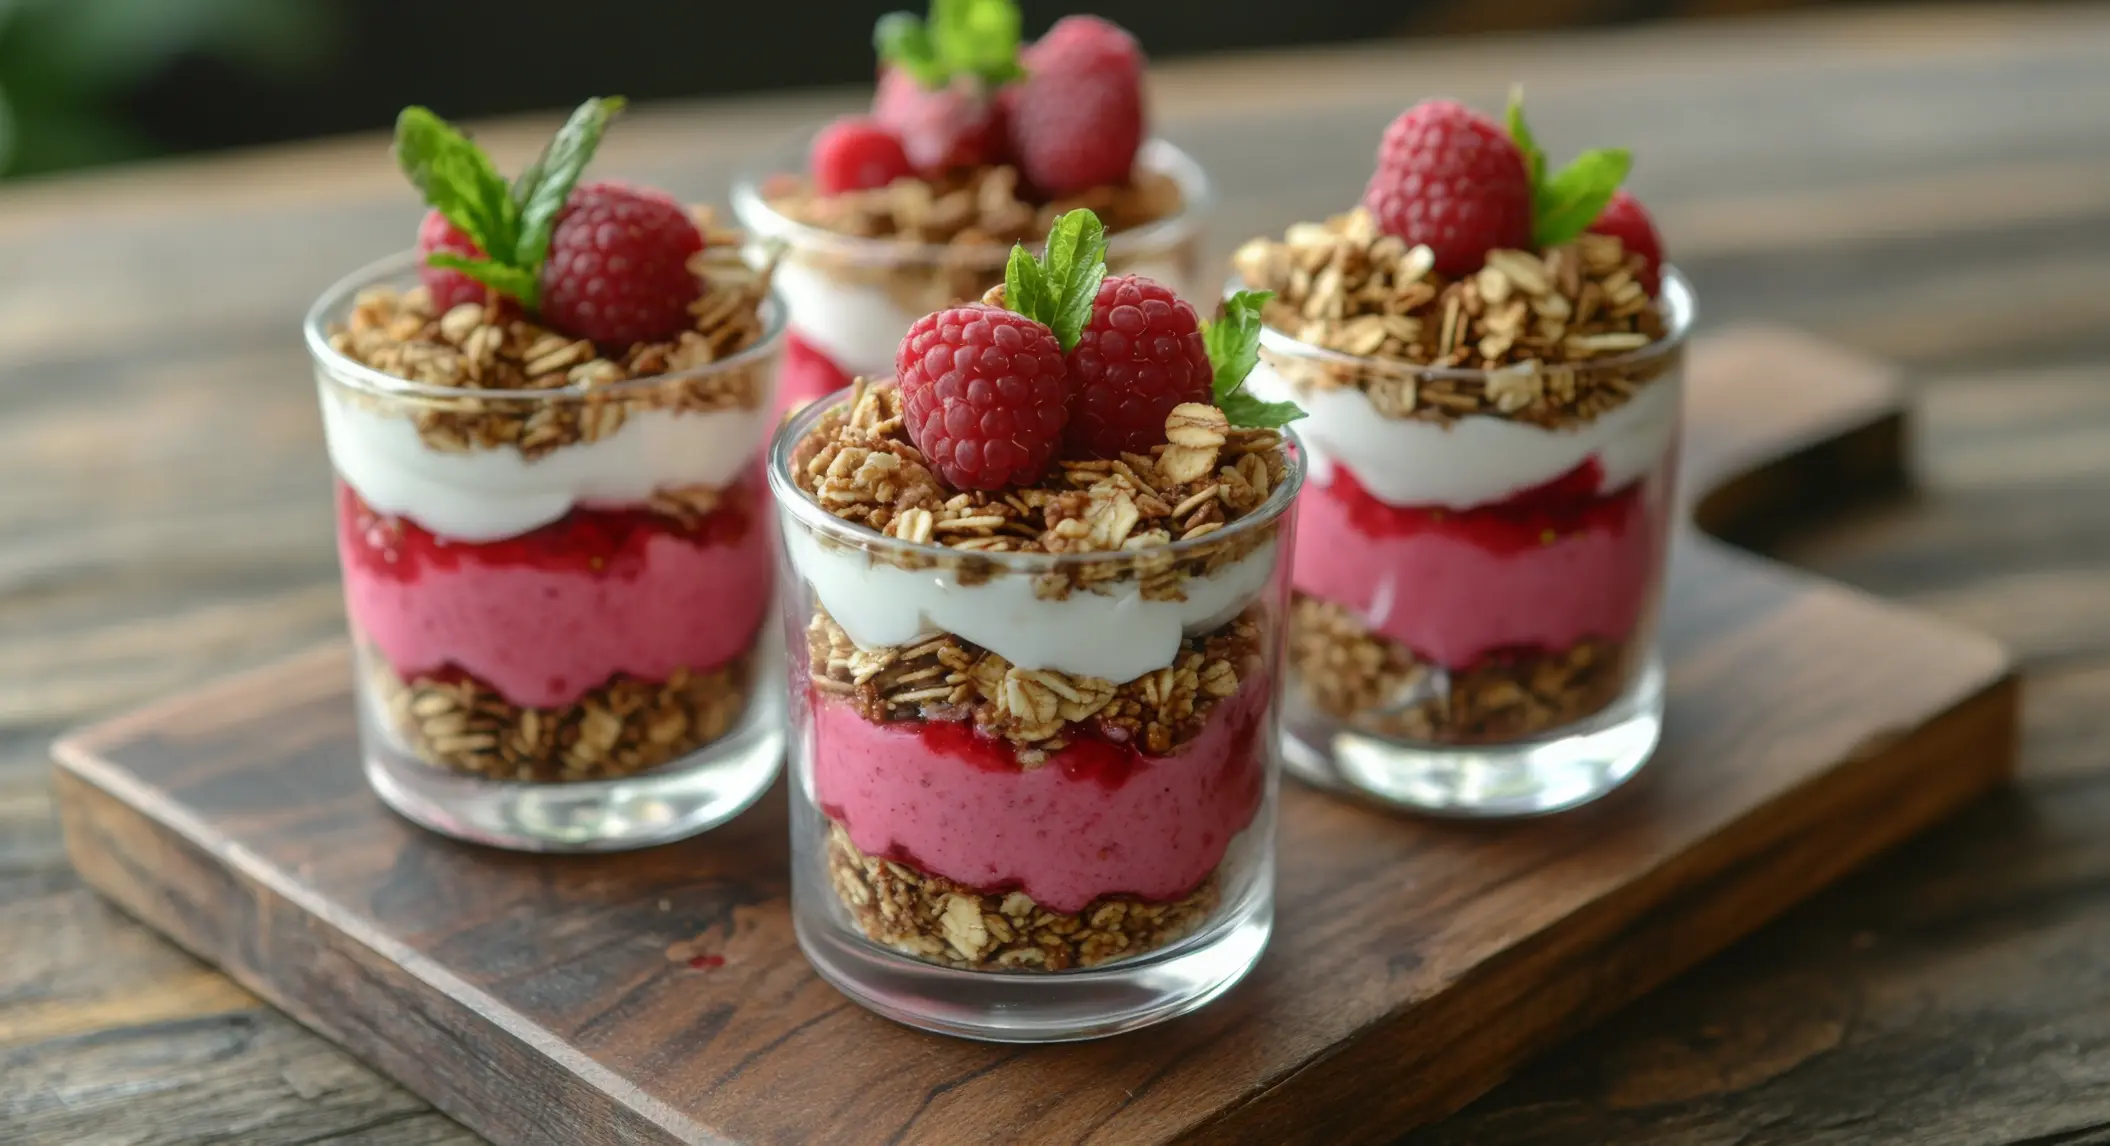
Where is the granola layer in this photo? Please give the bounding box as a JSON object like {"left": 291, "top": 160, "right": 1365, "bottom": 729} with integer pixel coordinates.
{"left": 807, "top": 608, "right": 1261, "bottom": 761}
{"left": 759, "top": 165, "right": 1190, "bottom": 318}
{"left": 766, "top": 164, "right": 1183, "bottom": 247}
{"left": 826, "top": 821, "right": 1219, "bottom": 971}
{"left": 1233, "top": 208, "right": 1674, "bottom": 430}
{"left": 791, "top": 380, "right": 1288, "bottom": 597}
{"left": 366, "top": 646, "right": 754, "bottom": 782}
{"left": 324, "top": 217, "right": 774, "bottom": 458}
{"left": 1289, "top": 597, "right": 1639, "bottom": 743}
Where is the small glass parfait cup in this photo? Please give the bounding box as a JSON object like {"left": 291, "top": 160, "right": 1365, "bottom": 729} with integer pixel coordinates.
{"left": 767, "top": 383, "right": 1302, "bottom": 1041}
{"left": 730, "top": 138, "right": 1212, "bottom": 414}
{"left": 306, "top": 251, "right": 789, "bottom": 851}
{"left": 1250, "top": 268, "right": 1694, "bottom": 817}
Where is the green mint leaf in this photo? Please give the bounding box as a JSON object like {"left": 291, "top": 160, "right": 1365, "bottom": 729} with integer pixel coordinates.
{"left": 874, "top": 11, "right": 946, "bottom": 86}
{"left": 1217, "top": 389, "right": 1307, "bottom": 430}
{"left": 1002, "top": 241, "right": 1051, "bottom": 328}
{"left": 879, "top": 0, "right": 1021, "bottom": 89}
{"left": 1534, "top": 147, "right": 1631, "bottom": 247}
{"left": 1202, "top": 290, "right": 1268, "bottom": 401}
{"left": 511, "top": 96, "right": 625, "bottom": 303}
{"left": 1505, "top": 86, "right": 1545, "bottom": 195}
{"left": 424, "top": 252, "right": 539, "bottom": 306}
{"left": 997, "top": 210, "right": 1107, "bottom": 351}
{"left": 931, "top": 0, "right": 1024, "bottom": 86}
{"left": 1203, "top": 290, "right": 1305, "bottom": 429}
{"left": 394, "top": 106, "right": 518, "bottom": 264}
{"left": 1040, "top": 209, "right": 1107, "bottom": 352}
{"left": 1506, "top": 87, "right": 1632, "bottom": 248}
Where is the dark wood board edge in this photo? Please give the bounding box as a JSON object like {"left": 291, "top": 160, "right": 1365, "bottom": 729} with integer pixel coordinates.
{"left": 1693, "top": 412, "right": 1908, "bottom": 548}
{"left": 1187, "top": 658, "right": 2020, "bottom": 1144}
{"left": 50, "top": 754, "right": 701, "bottom": 1146}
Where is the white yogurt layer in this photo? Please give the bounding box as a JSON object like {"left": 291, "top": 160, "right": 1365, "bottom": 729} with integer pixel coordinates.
{"left": 771, "top": 258, "right": 922, "bottom": 379}
{"left": 319, "top": 377, "right": 771, "bottom": 541}
{"left": 1244, "top": 358, "right": 1683, "bottom": 509}
{"left": 773, "top": 254, "right": 1197, "bottom": 380}
{"left": 785, "top": 524, "right": 1276, "bottom": 682}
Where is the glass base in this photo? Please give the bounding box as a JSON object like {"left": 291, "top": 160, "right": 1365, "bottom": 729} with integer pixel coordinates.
{"left": 360, "top": 645, "right": 786, "bottom": 852}
{"left": 1284, "top": 655, "right": 1664, "bottom": 818}
{"left": 796, "top": 867, "right": 1273, "bottom": 1043}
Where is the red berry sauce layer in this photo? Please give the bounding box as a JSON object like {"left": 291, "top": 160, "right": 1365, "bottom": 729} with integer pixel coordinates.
{"left": 337, "top": 479, "right": 757, "bottom": 583}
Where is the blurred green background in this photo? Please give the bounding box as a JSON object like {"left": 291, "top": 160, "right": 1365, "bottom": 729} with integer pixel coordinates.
{"left": 0, "top": 0, "right": 1838, "bottom": 180}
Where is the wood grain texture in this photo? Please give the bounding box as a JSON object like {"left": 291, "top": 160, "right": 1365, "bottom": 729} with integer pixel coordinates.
{"left": 48, "top": 330, "right": 2017, "bottom": 1145}
{"left": 8, "top": 5, "right": 2110, "bottom": 1142}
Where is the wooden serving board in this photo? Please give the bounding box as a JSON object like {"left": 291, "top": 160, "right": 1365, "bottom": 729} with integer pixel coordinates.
{"left": 52, "top": 328, "right": 2017, "bottom": 1146}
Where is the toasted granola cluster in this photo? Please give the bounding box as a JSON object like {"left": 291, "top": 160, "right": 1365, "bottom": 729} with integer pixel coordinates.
{"left": 761, "top": 167, "right": 1193, "bottom": 319}
{"left": 366, "top": 647, "right": 754, "bottom": 782}
{"left": 1232, "top": 207, "right": 1676, "bottom": 429}
{"left": 326, "top": 216, "right": 776, "bottom": 457}
{"left": 791, "top": 380, "right": 1288, "bottom": 598}
{"left": 826, "top": 822, "right": 1218, "bottom": 970}
{"left": 809, "top": 608, "right": 1260, "bottom": 761}
{"left": 1289, "top": 598, "right": 1635, "bottom": 743}
{"left": 768, "top": 164, "right": 1181, "bottom": 247}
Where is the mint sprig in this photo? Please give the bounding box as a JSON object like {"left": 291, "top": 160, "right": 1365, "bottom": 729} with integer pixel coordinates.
{"left": 1001, "top": 209, "right": 1107, "bottom": 352}
{"left": 1202, "top": 291, "right": 1304, "bottom": 430}
{"left": 1005, "top": 219, "right": 1302, "bottom": 429}
{"left": 1506, "top": 89, "right": 1631, "bottom": 249}
{"left": 875, "top": 0, "right": 1024, "bottom": 90}
{"left": 393, "top": 96, "right": 625, "bottom": 310}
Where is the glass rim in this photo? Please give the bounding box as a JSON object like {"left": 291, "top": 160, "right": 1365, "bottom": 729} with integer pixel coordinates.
{"left": 303, "top": 249, "right": 790, "bottom": 402}
{"left": 766, "top": 384, "right": 1305, "bottom": 571}
{"left": 730, "top": 136, "right": 1213, "bottom": 270}
{"left": 1239, "top": 265, "right": 1696, "bottom": 379}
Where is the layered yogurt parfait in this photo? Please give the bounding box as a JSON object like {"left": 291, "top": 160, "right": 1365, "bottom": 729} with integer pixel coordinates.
{"left": 769, "top": 211, "right": 1301, "bottom": 1040}
{"left": 732, "top": 0, "right": 1208, "bottom": 416}
{"left": 309, "top": 98, "right": 787, "bottom": 850}
{"left": 1234, "top": 94, "right": 1689, "bottom": 816}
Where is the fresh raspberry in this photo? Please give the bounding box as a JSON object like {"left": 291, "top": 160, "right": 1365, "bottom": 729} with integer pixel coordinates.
{"left": 895, "top": 304, "right": 1070, "bottom": 490}
{"left": 1004, "top": 16, "right": 1144, "bottom": 198}
{"left": 1062, "top": 274, "right": 1210, "bottom": 458}
{"left": 1588, "top": 189, "right": 1665, "bottom": 296}
{"left": 873, "top": 66, "right": 1008, "bottom": 174}
{"left": 1361, "top": 99, "right": 1533, "bottom": 277}
{"left": 415, "top": 209, "right": 490, "bottom": 312}
{"left": 810, "top": 116, "right": 915, "bottom": 194}
{"left": 538, "top": 181, "right": 705, "bottom": 346}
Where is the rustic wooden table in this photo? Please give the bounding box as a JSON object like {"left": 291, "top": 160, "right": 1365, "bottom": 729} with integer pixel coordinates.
{"left": 7, "top": 5, "right": 2110, "bottom": 1142}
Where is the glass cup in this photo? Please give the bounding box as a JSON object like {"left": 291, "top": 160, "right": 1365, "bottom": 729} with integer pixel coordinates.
{"left": 730, "top": 138, "right": 1211, "bottom": 415}
{"left": 768, "top": 387, "right": 1302, "bottom": 1041}
{"left": 306, "top": 252, "right": 789, "bottom": 851}
{"left": 1257, "top": 270, "right": 1694, "bottom": 817}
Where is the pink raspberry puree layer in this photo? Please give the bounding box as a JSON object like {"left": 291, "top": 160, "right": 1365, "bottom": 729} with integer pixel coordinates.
{"left": 1295, "top": 457, "right": 1672, "bottom": 670}
{"left": 337, "top": 481, "right": 773, "bottom": 708}
{"left": 812, "top": 681, "right": 1271, "bottom": 914}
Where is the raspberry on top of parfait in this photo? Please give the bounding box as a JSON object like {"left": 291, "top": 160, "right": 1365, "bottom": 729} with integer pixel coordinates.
{"left": 330, "top": 97, "right": 778, "bottom": 456}
{"left": 792, "top": 208, "right": 1302, "bottom": 562}
{"left": 1232, "top": 90, "right": 1672, "bottom": 430}
{"left": 768, "top": 0, "right": 1181, "bottom": 253}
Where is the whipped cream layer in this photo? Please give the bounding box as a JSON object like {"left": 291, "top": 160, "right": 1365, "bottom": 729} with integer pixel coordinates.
{"left": 320, "top": 377, "right": 772, "bottom": 541}
{"left": 784, "top": 524, "right": 1276, "bottom": 683}
{"left": 769, "top": 253, "right": 1196, "bottom": 381}
{"left": 1244, "top": 357, "right": 1683, "bottom": 510}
